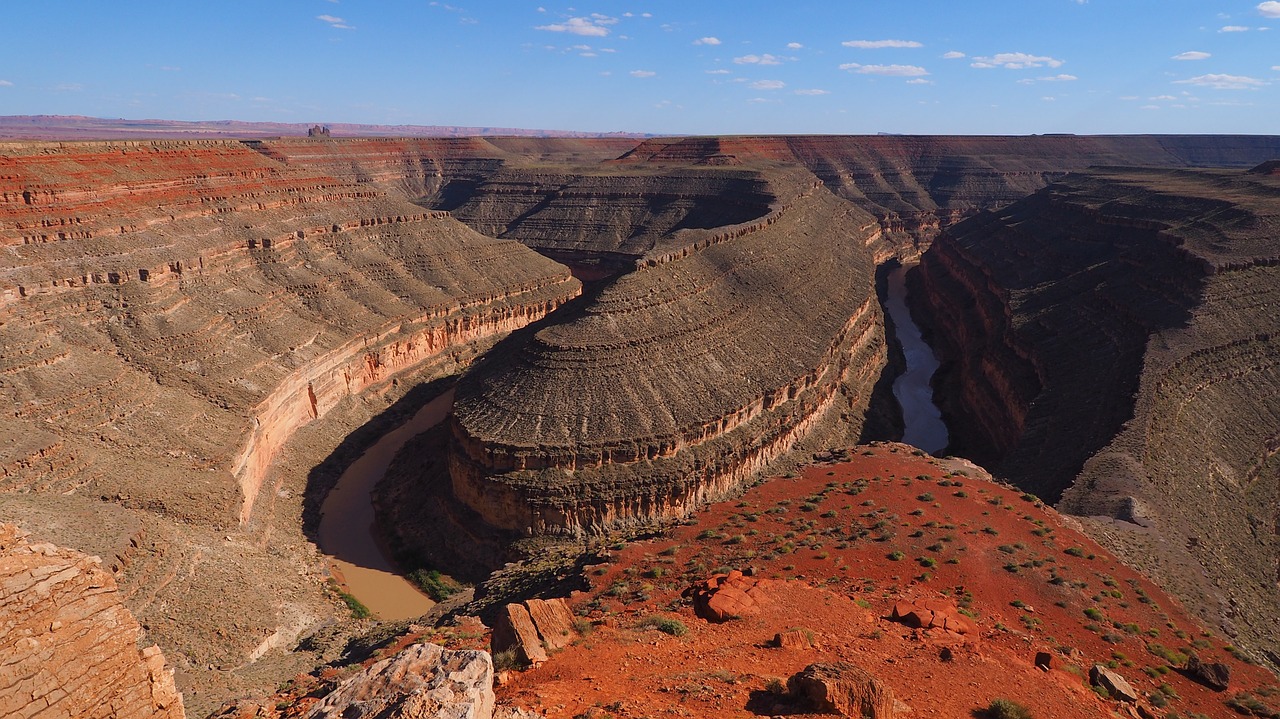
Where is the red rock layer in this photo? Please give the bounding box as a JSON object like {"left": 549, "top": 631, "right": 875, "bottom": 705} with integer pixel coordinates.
{"left": 0, "top": 523, "right": 183, "bottom": 719}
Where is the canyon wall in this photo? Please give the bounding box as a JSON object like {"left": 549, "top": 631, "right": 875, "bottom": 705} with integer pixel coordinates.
{"left": 449, "top": 181, "right": 886, "bottom": 534}
{"left": 0, "top": 139, "right": 579, "bottom": 712}
{"left": 912, "top": 166, "right": 1280, "bottom": 665}
{"left": 0, "top": 523, "right": 184, "bottom": 719}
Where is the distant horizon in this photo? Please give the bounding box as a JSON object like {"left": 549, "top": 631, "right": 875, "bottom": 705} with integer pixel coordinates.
{"left": 6, "top": 114, "right": 1280, "bottom": 143}
{"left": 2, "top": 2, "right": 1276, "bottom": 136}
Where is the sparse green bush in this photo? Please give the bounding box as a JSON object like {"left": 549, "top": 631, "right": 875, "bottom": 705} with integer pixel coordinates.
{"left": 639, "top": 615, "right": 689, "bottom": 636}
{"left": 407, "top": 568, "right": 462, "bottom": 602}
{"left": 983, "top": 698, "right": 1033, "bottom": 719}
{"left": 338, "top": 591, "right": 371, "bottom": 619}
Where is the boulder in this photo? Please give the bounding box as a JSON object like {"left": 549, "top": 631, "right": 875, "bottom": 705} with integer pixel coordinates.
{"left": 774, "top": 629, "right": 815, "bottom": 650}
{"left": 491, "top": 603, "right": 549, "bottom": 665}
{"left": 685, "top": 571, "right": 770, "bottom": 622}
{"left": 787, "top": 662, "right": 898, "bottom": 718}
{"left": 525, "top": 598, "right": 575, "bottom": 650}
{"left": 1034, "top": 651, "right": 1053, "bottom": 671}
{"left": 306, "top": 642, "right": 494, "bottom": 719}
{"left": 1185, "top": 654, "right": 1230, "bottom": 691}
{"left": 889, "top": 599, "right": 976, "bottom": 637}
{"left": 1090, "top": 665, "right": 1139, "bottom": 703}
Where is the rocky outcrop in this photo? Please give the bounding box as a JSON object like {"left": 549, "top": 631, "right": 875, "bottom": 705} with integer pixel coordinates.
{"left": 1090, "top": 665, "right": 1139, "bottom": 703}
{"left": 685, "top": 570, "right": 770, "bottom": 623}
{"left": 912, "top": 166, "right": 1280, "bottom": 667}
{"left": 0, "top": 524, "right": 183, "bottom": 719}
{"left": 787, "top": 662, "right": 898, "bottom": 718}
{"left": 305, "top": 642, "right": 494, "bottom": 719}
{"left": 449, "top": 184, "right": 885, "bottom": 534}
{"left": 1185, "top": 655, "right": 1231, "bottom": 691}
{"left": 491, "top": 598, "right": 577, "bottom": 665}
{"left": 890, "top": 598, "right": 977, "bottom": 638}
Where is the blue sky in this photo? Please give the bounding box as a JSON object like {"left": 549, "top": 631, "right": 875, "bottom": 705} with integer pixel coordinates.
{"left": 1, "top": 1, "right": 1276, "bottom": 135}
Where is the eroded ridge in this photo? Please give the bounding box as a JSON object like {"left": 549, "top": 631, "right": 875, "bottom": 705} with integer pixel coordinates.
{"left": 449, "top": 185, "right": 886, "bottom": 534}
{"left": 913, "top": 166, "right": 1280, "bottom": 666}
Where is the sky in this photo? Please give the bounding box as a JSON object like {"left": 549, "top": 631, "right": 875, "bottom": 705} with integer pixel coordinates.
{"left": 1, "top": 1, "right": 1277, "bottom": 135}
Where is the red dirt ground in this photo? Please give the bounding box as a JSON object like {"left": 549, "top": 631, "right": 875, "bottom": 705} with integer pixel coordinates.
{"left": 498, "top": 443, "right": 1278, "bottom": 719}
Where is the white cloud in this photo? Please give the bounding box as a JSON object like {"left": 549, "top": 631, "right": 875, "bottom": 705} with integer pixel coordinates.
{"left": 1141, "top": 105, "right": 1160, "bottom": 110}
{"left": 750, "top": 79, "right": 786, "bottom": 90}
{"left": 794, "top": 88, "right": 829, "bottom": 95}
{"left": 906, "top": 78, "right": 933, "bottom": 85}
{"left": 1274, "top": 65, "right": 1280, "bottom": 70}
{"left": 317, "top": 14, "right": 354, "bottom": 29}
{"left": 1175, "top": 73, "right": 1266, "bottom": 89}
{"left": 0, "top": 80, "right": 13, "bottom": 87}
{"left": 734, "top": 53, "right": 783, "bottom": 65}
{"left": 839, "top": 63, "right": 929, "bottom": 77}
{"left": 705, "top": 69, "right": 731, "bottom": 75}
{"left": 1220, "top": 25, "right": 1250, "bottom": 31}
{"left": 536, "top": 15, "right": 618, "bottom": 37}
{"left": 842, "top": 39, "right": 923, "bottom": 49}
{"left": 1119, "top": 95, "right": 1139, "bottom": 100}
{"left": 1150, "top": 94, "right": 1178, "bottom": 100}
{"left": 1043, "top": 73, "right": 1077, "bottom": 81}
{"left": 694, "top": 36, "right": 721, "bottom": 45}
{"left": 630, "top": 69, "right": 656, "bottom": 78}
{"left": 970, "top": 52, "right": 1064, "bottom": 69}
{"left": 54, "top": 82, "right": 84, "bottom": 92}
{"left": 580, "top": 52, "right": 597, "bottom": 57}
{"left": 1261, "top": 1, "right": 1280, "bottom": 16}
{"left": 942, "top": 51, "right": 965, "bottom": 59}
{"left": 787, "top": 42, "right": 804, "bottom": 49}
{"left": 1172, "top": 51, "right": 1211, "bottom": 60}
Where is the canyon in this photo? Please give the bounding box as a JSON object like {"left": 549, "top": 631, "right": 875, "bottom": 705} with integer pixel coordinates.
{"left": 1, "top": 132, "right": 1279, "bottom": 716}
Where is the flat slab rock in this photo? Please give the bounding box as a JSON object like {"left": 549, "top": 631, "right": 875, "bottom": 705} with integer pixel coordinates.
{"left": 306, "top": 643, "right": 494, "bottom": 719}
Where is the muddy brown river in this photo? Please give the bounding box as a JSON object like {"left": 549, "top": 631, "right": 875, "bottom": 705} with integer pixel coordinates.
{"left": 317, "top": 388, "right": 455, "bottom": 620}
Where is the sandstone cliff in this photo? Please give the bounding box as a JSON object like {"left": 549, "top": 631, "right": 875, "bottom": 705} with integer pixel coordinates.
{"left": 0, "top": 139, "right": 579, "bottom": 713}
{"left": 0, "top": 523, "right": 183, "bottom": 719}
{"left": 912, "top": 166, "right": 1280, "bottom": 666}
{"left": 449, "top": 182, "right": 886, "bottom": 534}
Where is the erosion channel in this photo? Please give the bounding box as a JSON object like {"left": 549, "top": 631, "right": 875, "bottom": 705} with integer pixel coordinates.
{"left": 883, "top": 263, "right": 949, "bottom": 454}
{"left": 317, "top": 389, "right": 456, "bottom": 620}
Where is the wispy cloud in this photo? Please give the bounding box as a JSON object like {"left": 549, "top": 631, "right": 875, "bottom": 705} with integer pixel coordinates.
{"left": 1174, "top": 73, "right": 1267, "bottom": 89}
{"left": 842, "top": 39, "right": 923, "bottom": 49}
{"left": 734, "top": 53, "right": 784, "bottom": 65}
{"left": 839, "top": 63, "right": 929, "bottom": 77}
{"left": 705, "top": 69, "right": 731, "bottom": 75}
{"left": 906, "top": 78, "right": 933, "bottom": 85}
{"left": 693, "top": 36, "right": 721, "bottom": 45}
{"left": 1018, "top": 73, "right": 1078, "bottom": 84}
{"left": 942, "top": 51, "right": 965, "bottom": 59}
{"left": 787, "top": 42, "right": 804, "bottom": 49}
{"left": 970, "top": 52, "right": 1064, "bottom": 69}
{"left": 1220, "top": 25, "right": 1250, "bottom": 31}
{"left": 54, "top": 82, "right": 84, "bottom": 92}
{"left": 630, "top": 69, "right": 656, "bottom": 78}
{"left": 317, "top": 14, "right": 354, "bottom": 29}
{"left": 794, "top": 88, "right": 829, "bottom": 95}
{"left": 1261, "top": 1, "right": 1280, "bottom": 17}
{"left": 750, "top": 79, "right": 785, "bottom": 90}
{"left": 1172, "top": 51, "right": 1211, "bottom": 60}
{"left": 536, "top": 14, "right": 618, "bottom": 37}
{"left": 0, "top": 80, "right": 14, "bottom": 87}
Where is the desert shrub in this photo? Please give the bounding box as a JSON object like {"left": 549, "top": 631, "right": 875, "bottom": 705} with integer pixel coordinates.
{"left": 492, "top": 648, "right": 525, "bottom": 671}
{"left": 984, "top": 697, "right": 1033, "bottom": 719}
{"left": 407, "top": 568, "right": 461, "bottom": 602}
{"left": 640, "top": 615, "right": 689, "bottom": 636}
{"left": 887, "top": 551, "right": 905, "bottom": 561}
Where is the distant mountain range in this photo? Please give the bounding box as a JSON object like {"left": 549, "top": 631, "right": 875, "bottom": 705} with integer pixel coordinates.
{"left": 0, "top": 115, "right": 652, "bottom": 140}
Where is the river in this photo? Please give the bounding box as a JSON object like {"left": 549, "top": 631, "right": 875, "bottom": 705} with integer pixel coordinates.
{"left": 316, "top": 388, "right": 455, "bottom": 620}
{"left": 883, "top": 264, "right": 950, "bottom": 454}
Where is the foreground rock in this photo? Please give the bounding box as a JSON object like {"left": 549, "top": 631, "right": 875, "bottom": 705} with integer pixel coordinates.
{"left": 685, "top": 570, "right": 770, "bottom": 622}
{"left": 0, "top": 524, "right": 183, "bottom": 719}
{"left": 1090, "top": 665, "right": 1139, "bottom": 703}
{"left": 306, "top": 643, "right": 494, "bottom": 719}
{"left": 787, "top": 662, "right": 899, "bottom": 718}
{"left": 1185, "top": 654, "right": 1231, "bottom": 691}
{"left": 491, "top": 598, "right": 578, "bottom": 665}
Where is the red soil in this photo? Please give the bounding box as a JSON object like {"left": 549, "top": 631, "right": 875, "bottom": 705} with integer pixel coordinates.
{"left": 498, "top": 444, "right": 1278, "bottom": 719}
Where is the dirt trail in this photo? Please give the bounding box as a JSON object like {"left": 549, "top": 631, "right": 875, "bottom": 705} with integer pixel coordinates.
{"left": 317, "top": 389, "right": 455, "bottom": 620}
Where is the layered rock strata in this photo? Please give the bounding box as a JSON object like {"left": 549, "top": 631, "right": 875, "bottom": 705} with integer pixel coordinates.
{"left": 0, "top": 139, "right": 579, "bottom": 710}
{"left": 912, "top": 166, "right": 1280, "bottom": 665}
{"left": 0, "top": 523, "right": 184, "bottom": 719}
{"left": 450, "top": 185, "right": 885, "bottom": 534}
